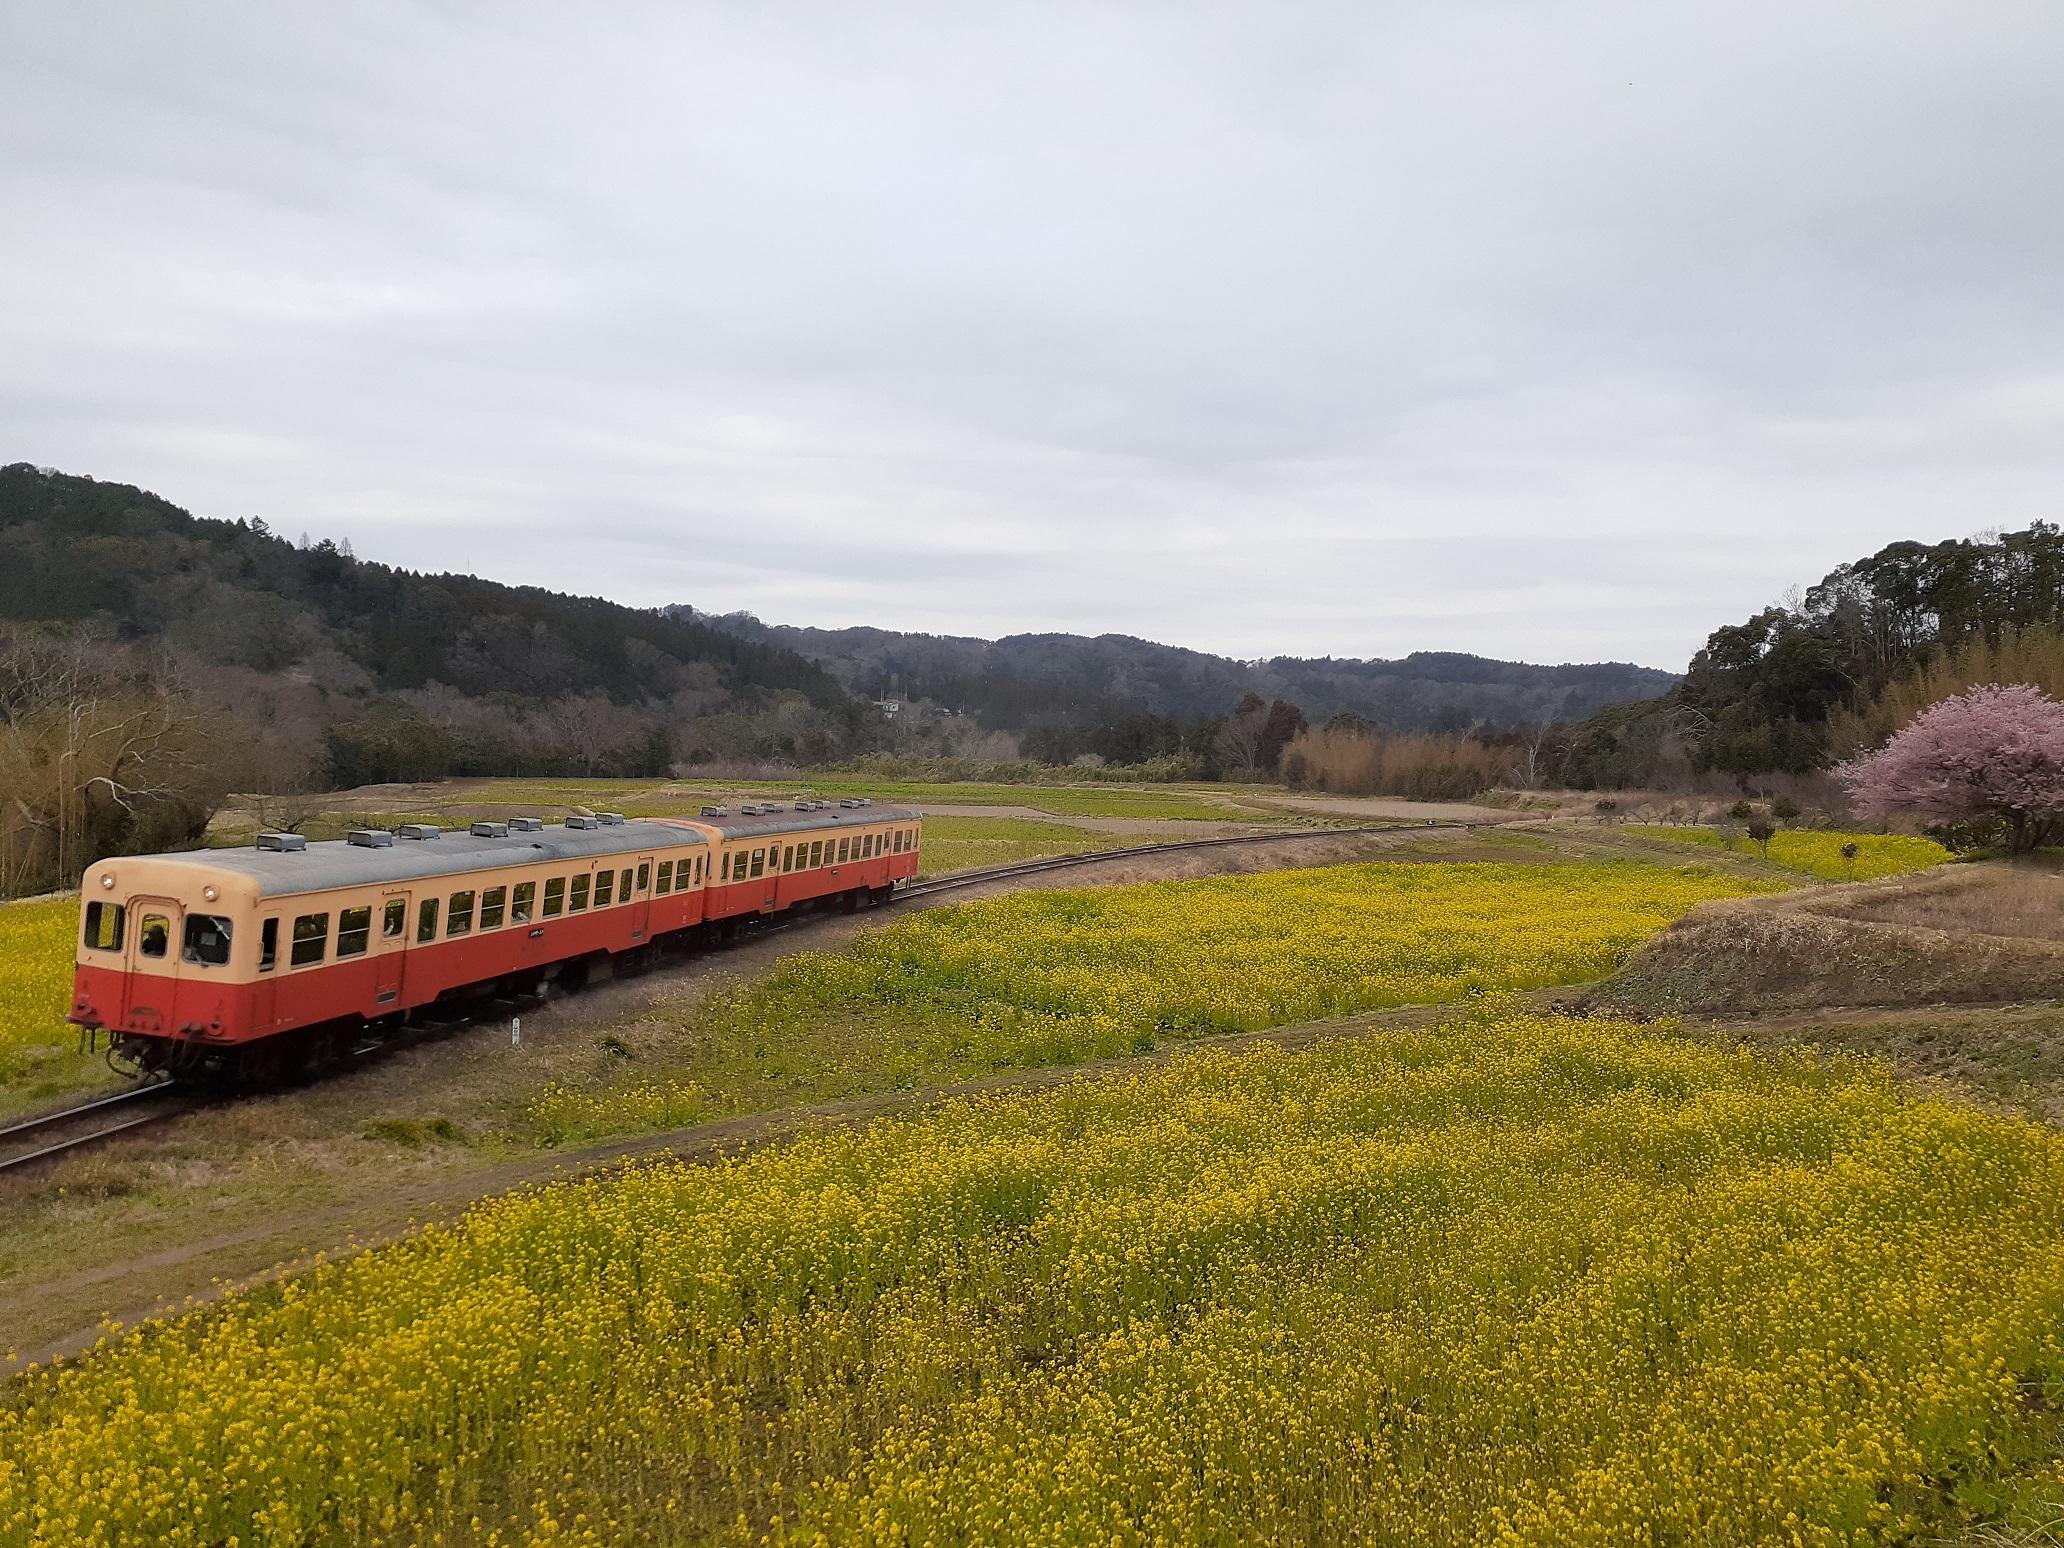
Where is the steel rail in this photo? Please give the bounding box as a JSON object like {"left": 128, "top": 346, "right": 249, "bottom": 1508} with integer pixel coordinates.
{"left": 0, "top": 1083, "right": 195, "bottom": 1176}
{"left": 899, "top": 819, "right": 1472, "bottom": 900}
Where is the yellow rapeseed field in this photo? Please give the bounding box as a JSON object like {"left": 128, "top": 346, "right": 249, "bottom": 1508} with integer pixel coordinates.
{"left": 0, "top": 896, "right": 81, "bottom": 1085}
{"left": 531, "top": 859, "right": 1776, "bottom": 1141}
{"left": 6, "top": 1010, "right": 2063, "bottom": 1545}
{"left": 1628, "top": 826, "right": 1950, "bottom": 880}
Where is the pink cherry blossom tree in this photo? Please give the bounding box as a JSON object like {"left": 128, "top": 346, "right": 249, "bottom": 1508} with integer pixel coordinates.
{"left": 1835, "top": 683, "right": 2064, "bottom": 852}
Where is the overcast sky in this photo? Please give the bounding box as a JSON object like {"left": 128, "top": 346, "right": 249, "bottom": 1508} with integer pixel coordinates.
{"left": 5, "top": 3, "right": 2062, "bottom": 670}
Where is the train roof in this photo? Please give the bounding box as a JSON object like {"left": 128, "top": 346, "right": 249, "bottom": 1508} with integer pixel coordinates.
{"left": 109, "top": 805, "right": 919, "bottom": 899}
{"left": 700, "top": 804, "right": 919, "bottom": 840}
{"left": 131, "top": 819, "right": 705, "bottom": 899}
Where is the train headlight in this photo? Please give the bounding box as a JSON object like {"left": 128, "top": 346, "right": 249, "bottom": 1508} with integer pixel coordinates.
{"left": 203, "top": 885, "right": 218, "bottom": 901}
{"left": 100, "top": 874, "right": 115, "bottom": 889}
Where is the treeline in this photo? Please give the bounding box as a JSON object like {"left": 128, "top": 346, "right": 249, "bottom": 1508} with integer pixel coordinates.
{"left": 1557, "top": 523, "right": 2064, "bottom": 788}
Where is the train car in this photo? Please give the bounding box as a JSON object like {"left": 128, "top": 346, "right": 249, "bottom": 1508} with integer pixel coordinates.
{"left": 68, "top": 802, "right": 922, "bottom": 1080}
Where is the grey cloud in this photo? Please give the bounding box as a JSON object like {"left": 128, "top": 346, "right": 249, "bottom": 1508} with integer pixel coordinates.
{"left": 5, "top": 1, "right": 2063, "bottom": 671}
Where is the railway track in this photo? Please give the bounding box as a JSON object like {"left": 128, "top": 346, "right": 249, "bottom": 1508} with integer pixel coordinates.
{"left": 899, "top": 819, "right": 1467, "bottom": 900}
{"left": 0, "top": 819, "right": 1464, "bottom": 1177}
{"left": 0, "top": 1081, "right": 199, "bottom": 1176}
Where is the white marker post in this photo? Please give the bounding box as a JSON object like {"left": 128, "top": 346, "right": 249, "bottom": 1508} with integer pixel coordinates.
{"left": 510, "top": 1016, "right": 522, "bottom": 1047}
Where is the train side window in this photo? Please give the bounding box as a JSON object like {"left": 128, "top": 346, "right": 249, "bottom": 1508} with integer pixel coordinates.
{"left": 512, "top": 882, "right": 535, "bottom": 923}
{"left": 749, "top": 848, "right": 765, "bottom": 879}
{"left": 637, "top": 862, "right": 650, "bottom": 892}
{"left": 383, "top": 899, "right": 406, "bottom": 938}
{"left": 259, "top": 918, "right": 278, "bottom": 972}
{"left": 447, "top": 891, "right": 475, "bottom": 936}
{"left": 696, "top": 856, "right": 706, "bottom": 883}
{"left": 481, "top": 887, "right": 506, "bottom": 930}
{"left": 417, "top": 898, "right": 439, "bottom": 943}
{"left": 336, "top": 906, "right": 372, "bottom": 959}
{"left": 593, "top": 871, "right": 612, "bottom": 908}
{"left": 656, "top": 861, "right": 673, "bottom": 894}
{"left": 82, "top": 902, "right": 125, "bottom": 952}
{"left": 570, "top": 874, "right": 591, "bottom": 912}
{"left": 139, "top": 914, "right": 170, "bottom": 958}
{"left": 544, "top": 877, "right": 565, "bottom": 917}
{"left": 842, "top": 838, "right": 855, "bottom": 864}
{"left": 183, "top": 914, "right": 234, "bottom": 967}
{"left": 291, "top": 913, "right": 329, "bottom": 967}
{"left": 860, "top": 834, "right": 871, "bottom": 859}
{"left": 620, "top": 867, "right": 633, "bottom": 898}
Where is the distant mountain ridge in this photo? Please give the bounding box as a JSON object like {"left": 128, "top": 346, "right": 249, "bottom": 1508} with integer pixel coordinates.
{"left": 689, "top": 615, "right": 1678, "bottom": 733}
{"left": 0, "top": 462, "right": 1674, "bottom": 786}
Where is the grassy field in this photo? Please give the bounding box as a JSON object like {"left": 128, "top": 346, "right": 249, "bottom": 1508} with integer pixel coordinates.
{"left": 0, "top": 897, "right": 106, "bottom": 1113}
{"left": 459, "top": 776, "right": 1289, "bottom": 823}
{"left": 914, "top": 814, "right": 1133, "bottom": 876}
{"left": 1625, "top": 826, "right": 1950, "bottom": 880}
{"left": 528, "top": 859, "right": 1774, "bottom": 1142}
{"left": 8, "top": 1009, "right": 2064, "bottom": 1545}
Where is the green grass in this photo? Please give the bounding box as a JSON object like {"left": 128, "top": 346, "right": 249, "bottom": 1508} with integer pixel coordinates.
{"left": 915, "top": 816, "right": 1132, "bottom": 877}
{"left": 1625, "top": 826, "right": 1950, "bottom": 880}
{"left": 462, "top": 776, "right": 1286, "bottom": 823}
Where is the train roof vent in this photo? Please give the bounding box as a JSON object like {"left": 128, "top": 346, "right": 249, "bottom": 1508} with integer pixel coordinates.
{"left": 738, "top": 802, "right": 762, "bottom": 816}
{"left": 596, "top": 812, "right": 626, "bottom": 825}
{"left": 346, "top": 829, "right": 396, "bottom": 848}
{"left": 396, "top": 824, "right": 442, "bottom": 841}
{"left": 508, "top": 817, "right": 544, "bottom": 832}
{"left": 700, "top": 805, "right": 730, "bottom": 818}
{"left": 856, "top": 797, "right": 874, "bottom": 807}
{"left": 564, "top": 815, "right": 599, "bottom": 829}
{"left": 470, "top": 821, "right": 510, "bottom": 838}
{"left": 255, "top": 831, "right": 307, "bottom": 852}
{"left": 838, "top": 798, "right": 862, "bottom": 808}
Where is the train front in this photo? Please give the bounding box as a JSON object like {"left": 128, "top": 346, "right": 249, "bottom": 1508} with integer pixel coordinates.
{"left": 69, "top": 853, "right": 263, "bottom": 1073}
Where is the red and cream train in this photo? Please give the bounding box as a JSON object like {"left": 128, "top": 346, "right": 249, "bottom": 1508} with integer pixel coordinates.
{"left": 68, "top": 801, "right": 921, "bottom": 1079}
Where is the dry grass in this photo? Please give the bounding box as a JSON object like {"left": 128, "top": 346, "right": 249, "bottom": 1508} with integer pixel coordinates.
{"left": 1837, "top": 864, "right": 2064, "bottom": 943}
{"left": 1590, "top": 862, "right": 2064, "bottom": 1016}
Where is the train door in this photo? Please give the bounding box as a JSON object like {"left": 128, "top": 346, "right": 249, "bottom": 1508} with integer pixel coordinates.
{"left": 630, "top": 855, "right": 655, "bottom": 943}
{"left": 375, "top": 890, "right": 410, "bottom": 1011}
{"left": 121, "top": 895, "right": 183, "bottom": 1033}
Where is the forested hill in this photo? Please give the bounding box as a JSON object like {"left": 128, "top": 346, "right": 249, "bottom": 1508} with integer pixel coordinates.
{"left": 688, "top": 617, "right": 1677, "bottom": 734}
{"left": 0, "top": 464, "right": 869, "bottom": 780}
{"left": 0, "top": 465, "right": 844, "bottom": 707}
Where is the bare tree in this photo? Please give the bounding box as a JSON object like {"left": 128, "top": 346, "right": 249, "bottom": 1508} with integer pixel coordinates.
{"left": 0, "top": 630, "right": 227, "bottom": 895}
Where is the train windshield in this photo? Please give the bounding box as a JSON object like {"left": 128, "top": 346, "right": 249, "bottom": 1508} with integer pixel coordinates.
{"left": 182, "top": 914, "right": 234, "bottom": 967}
